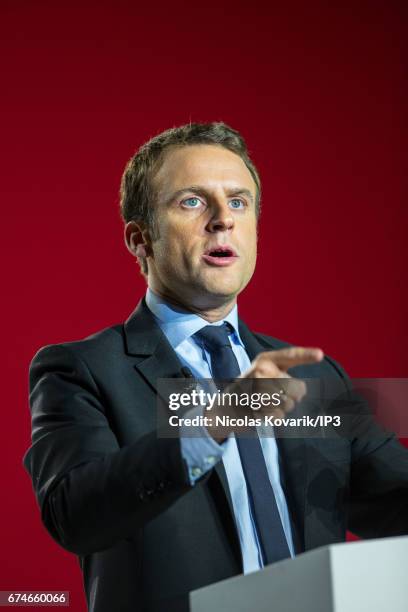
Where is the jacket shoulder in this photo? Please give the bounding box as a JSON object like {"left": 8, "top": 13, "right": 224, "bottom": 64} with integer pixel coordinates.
{"left": 30, "top": 323, "right": 125, "bottom": 369}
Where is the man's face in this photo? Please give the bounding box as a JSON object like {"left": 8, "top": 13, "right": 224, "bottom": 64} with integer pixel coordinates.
{"left": 146, "top": 144, "right": 258, "bottom": 310}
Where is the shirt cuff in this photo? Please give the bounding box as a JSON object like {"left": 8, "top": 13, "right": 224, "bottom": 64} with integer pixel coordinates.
{"left": 180, "top": 406, "right": 225, "bottom": 484}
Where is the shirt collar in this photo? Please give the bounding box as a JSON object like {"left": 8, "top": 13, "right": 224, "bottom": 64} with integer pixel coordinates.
{"left": 145, "top": 288, "right": 245, "bottom": 350}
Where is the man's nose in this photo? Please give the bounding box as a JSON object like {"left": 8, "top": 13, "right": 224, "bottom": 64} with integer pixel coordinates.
{"left": 206, "top": 203, "right": 234, "bottom": 233}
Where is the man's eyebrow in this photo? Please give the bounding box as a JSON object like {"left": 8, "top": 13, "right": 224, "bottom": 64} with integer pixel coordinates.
{"left": 227, "top": 188, "right": 255, "bottom": 204}
{"left": 162, "top": 185, "right": 255, "bottom": 205}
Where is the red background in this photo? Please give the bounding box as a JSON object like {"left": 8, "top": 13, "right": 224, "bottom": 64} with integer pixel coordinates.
{"left": 1, "top": 1, "right": 407, "bottom": 610}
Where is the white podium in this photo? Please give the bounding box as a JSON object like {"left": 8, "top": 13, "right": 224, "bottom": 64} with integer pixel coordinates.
{"left": 190, "top": 536, "right": 408, "bottom": 612}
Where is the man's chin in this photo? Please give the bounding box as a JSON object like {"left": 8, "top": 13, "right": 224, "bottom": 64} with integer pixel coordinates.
{"left": 193, "top": 278, "right": 244, "bottom": 302}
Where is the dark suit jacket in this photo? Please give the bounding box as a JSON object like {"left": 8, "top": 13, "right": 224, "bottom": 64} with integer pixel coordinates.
{"left": 23, "top": 299, "right": 408, "bottom": 612}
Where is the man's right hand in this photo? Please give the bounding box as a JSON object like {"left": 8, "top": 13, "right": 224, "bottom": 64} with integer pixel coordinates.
{"left": 207, "top": 346, "right": 324, "bottom": 443}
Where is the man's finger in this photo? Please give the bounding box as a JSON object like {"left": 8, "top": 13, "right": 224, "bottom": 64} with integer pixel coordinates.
{"left": 262, "top": 347, "right": 324, "bottom": 371}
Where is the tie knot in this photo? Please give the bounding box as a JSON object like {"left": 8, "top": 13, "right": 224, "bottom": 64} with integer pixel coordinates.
{"left": 194, "top": 322, "right": 232, "bottom": 351}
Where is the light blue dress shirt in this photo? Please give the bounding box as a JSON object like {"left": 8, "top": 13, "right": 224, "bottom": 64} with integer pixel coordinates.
{"left": 145, "top": 289, "right": 295, "bottom": 573}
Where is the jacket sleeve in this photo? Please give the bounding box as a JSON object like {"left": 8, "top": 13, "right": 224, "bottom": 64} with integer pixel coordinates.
{"left": 349, "top": 434, "right": 408, "bottom": 537}
{"left": 325, "top": 355, "right": 408, "bottom": 537}
{"left": 23, "top": 344, "right": 193, "bottom": 556}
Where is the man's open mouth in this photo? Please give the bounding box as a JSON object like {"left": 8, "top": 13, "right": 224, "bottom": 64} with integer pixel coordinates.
{"left": 202, "top": 246, "right": 238, "bottom": 266}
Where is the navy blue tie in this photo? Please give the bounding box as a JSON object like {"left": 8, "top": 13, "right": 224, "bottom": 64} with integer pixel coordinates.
{"left": 194, "top": 323, "right": 291, "bottom": 565}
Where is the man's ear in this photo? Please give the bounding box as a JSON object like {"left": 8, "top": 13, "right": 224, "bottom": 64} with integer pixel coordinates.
{"left": 124, "top": 221, "right": 152, "bottom": 259}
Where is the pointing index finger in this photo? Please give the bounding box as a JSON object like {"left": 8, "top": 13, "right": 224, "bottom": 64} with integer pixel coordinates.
{"left": 270, "top": 347, "right": 324, "bottom": 370}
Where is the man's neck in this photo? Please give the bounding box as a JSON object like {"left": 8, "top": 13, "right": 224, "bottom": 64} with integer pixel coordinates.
{"left": 147, "top": 287, "right": 237, "bottom": 323}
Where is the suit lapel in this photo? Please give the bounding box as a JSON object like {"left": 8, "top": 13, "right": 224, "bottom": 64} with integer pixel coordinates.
{"left": 124, "top": 299, "right": 243, "bottom": 565}
{"left": 124, "top": 298, "right": 185, "bottom": 395}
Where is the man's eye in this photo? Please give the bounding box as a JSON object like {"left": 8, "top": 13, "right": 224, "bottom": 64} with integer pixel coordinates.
{"left": 182, "top": 197, "right": 202, "bottom": 208}
{"left": 229, "top": 198, "right": 245, "bottom": 209}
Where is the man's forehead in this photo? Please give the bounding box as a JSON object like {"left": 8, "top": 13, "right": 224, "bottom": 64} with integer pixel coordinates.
{"left": 152, "top": 143, "right": 256, "bottom": 194}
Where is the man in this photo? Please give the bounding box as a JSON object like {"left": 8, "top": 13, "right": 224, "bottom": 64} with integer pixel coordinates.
{"left": 24, "top": 122, "right": 408, "bottom": 612}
